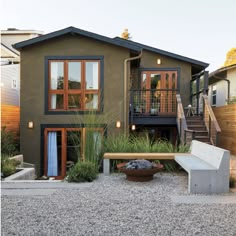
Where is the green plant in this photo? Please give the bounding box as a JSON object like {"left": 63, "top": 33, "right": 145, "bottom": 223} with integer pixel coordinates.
{"left": 227, "top": 96, "right": 236, "bottom": 104}
{"left": 103, "top": 134, "right": 189, "bottom": 172}
{"left": 1, "top": 155, "right": 21, "bottom": 177}
{"left": 66, "top": 161, "right": 98, "bottom": 182}
{"left": 1, "top": 127, "right": 19, "bottom": 156}
{"left": 230, "top": 176, "right": 236, "bottom": 188}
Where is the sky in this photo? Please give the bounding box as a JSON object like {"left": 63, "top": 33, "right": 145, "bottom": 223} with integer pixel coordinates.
{"left": 1, "top": 0, "right": 236, "bottom": 72}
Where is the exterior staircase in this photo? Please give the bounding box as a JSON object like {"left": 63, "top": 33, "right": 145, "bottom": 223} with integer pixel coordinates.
{"left": 186, "top": 116, "right": 211, "bottom": 144}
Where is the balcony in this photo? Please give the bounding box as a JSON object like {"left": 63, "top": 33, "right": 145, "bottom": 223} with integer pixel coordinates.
{"left": 129, "top": 89, "right": 178, "bottom": 125}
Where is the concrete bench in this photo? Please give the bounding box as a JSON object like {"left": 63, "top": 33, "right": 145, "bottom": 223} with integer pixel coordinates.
{"left": 103, "top": 153, "right": 180, "bottom": 175}
{"left": 175, "top": 140, "right": 230, "bottom": 194}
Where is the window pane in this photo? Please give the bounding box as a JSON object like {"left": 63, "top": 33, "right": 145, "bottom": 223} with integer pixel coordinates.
{"left": 142, "top": 73, "right": 147, "bottom": 89}
{"left": 192, "top": 80, "right": 197, "bottom": 94}
{"left": 199, "top": 76, "right": 204, "bottom": 91}
{"left": 68, "top": 62, "right": 81, "bottom": 89}
{"left": 50, "top": 62, "right": 64, "bottom": 89}
{"left": 47, "top": 131, "right": 62, "bottom": 176}
{"left": 85, "top": 94, "right": 98, "bottom": 109}
{"left": 50, "top": 94, "right": 64, "bottom": 109}
{"left": 85, "top": 130, "right": 102, "bottom": 161}
{"left": 68, "top": 94, "right": 81, "bottom": 109}
{"left": 86, "top": 62, "right": 98, "bottom": 90}
{"left": 150, "top": 74, "right": 161, "bottom": 89}
{"left": 66, "top": 131, "right": 81, "bottom": 169}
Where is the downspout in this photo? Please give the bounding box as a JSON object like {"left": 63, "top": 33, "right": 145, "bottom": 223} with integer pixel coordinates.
{"left": 124, "top": 50, "right": 143, "bottom": 133}
{"left": 213, "top": 75, "right": 230, "bottom": 103}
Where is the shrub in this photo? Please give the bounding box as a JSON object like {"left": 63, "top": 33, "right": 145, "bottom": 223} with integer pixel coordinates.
{"left": 1, "top": 155, "right": 21, "bottom": 177}
{"left": 230, "top": 176, "right": 236, "bottom": 188}
{"left": 1, "top": 127, "right": 19, "bottom": 156}
{"left": 66, "top": 161, "right": 98, "bottom": 182}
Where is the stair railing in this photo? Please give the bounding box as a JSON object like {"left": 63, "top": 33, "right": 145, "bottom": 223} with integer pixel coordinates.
{"left": 202, "top": 94, "right": 221, "bottom": 146}
{"left": 176, "top": 94, "right": 195, "bottom": 145}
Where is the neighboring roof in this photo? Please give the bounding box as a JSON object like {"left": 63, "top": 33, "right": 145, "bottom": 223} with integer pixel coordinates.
{"left": 1, "top": 43, "right": 19, "bottom": 58}
{"left": 208, "top": 63, "right": 236, "bottom": 85}
{"left": 1, "top": 29, "right": 43, "bottom": 35}
{"left": 114, "top": 37, "right": 209, "bottom": 69}
{"left": 13, "top": 26, "right": 141, "bottom": 52}
{"left": 13, "top": 26, "right": 208, "bottom": 71}
{"left": 209, "top": 63, "right": 236, "bottom": 77}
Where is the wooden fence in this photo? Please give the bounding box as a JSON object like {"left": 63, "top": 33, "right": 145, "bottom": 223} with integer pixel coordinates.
{"left": 213, "top": 104, "right": 236, "bottom": 155}
{"left": 1, "top": 105, "right": 20, "bottom": 135}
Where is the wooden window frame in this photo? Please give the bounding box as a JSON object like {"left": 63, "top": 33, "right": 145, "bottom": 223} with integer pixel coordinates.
{"left": 44, "top": 127, "right": 103, "bottom": 179}
{"left": 48, "top": 60, "right": 101, "bottom": 111}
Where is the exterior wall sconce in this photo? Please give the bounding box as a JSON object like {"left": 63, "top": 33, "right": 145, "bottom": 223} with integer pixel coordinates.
{"left": 116, "top": 121, "right": 121, "bottom": 128}
{"left": 157, "top": 58, "right": 161, "bottom": 65}
{"left": 131, "top": 124, "right": 136, "bottom": 131}
{"left": 28, "top": 121, "right": 34, "bottom": 129}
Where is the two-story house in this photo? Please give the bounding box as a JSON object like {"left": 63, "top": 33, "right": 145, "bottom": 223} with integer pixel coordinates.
{"left": 13, "top": 26, "right": 210, "bottom": 178}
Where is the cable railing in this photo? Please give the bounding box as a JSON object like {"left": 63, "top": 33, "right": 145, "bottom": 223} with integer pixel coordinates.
{"left": 130, "top": 89, "right": 177, "bottom": 117}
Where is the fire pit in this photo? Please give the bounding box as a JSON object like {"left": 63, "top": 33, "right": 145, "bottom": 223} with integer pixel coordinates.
{"left": 117, "top": 160, "right": 163, "bottom": 182}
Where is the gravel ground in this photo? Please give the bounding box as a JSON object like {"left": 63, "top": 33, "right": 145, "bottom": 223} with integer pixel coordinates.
{"left": 1, "top": 173, "right": 236, "bottom": 236}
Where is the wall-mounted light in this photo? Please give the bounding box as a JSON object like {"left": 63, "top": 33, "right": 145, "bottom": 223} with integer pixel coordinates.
{"left": 28, "top": 121, "right": 34, "bottom": 129}
{"left": 131, "top": 124, "right": 136, "bottom": 131}
{"left": 157, "top": 58, "right": 161, "bottom": 65}
{"left": 116, "top": 121, "right": 121, "bottom": 128}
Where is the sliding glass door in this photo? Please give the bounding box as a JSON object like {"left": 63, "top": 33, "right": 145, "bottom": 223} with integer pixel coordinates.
{"left": 44, "top": 128, "right": 102, "bottom": 179}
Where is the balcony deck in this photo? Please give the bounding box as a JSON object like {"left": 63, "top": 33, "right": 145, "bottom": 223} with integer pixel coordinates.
{"left": 129, "top": 89, "right": 177, "bottom": 125}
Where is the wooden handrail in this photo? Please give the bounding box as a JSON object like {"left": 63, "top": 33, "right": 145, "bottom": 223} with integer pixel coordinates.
{"left": 202, "top": 94, "right": 221, "bottom": 145}
{"left": 176, "top": 94, "right": 196, "bottom": 145}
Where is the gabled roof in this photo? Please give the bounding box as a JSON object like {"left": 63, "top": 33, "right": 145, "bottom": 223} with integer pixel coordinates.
{"left": 209, "top": 63, "right": 236, "bottom": 77}
{"left": 13, "top": 26, "right": 141, "bottom": 52}
{"left": 13, "top": 26, "right": 208, "bottom": 71}
{"left": 114, "top": 37, "right": 209, "bottom": 69}
{"left": 208, "top": 63, "right": 236, "bottom": 85}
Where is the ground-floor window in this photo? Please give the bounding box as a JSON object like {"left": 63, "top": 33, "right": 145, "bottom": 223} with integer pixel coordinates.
{"left": 44, "top": 127, "right": 102, "bottom": 179}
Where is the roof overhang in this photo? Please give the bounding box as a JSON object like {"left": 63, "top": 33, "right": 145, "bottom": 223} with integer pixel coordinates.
{"left": 209, "top": 63, "right": 236, "bottom": 85}
{"left": 13, "top": 26, "right": 141, "bottom": 52}
{"left": 114, "top": 37, "right": 209, "bottom": 73}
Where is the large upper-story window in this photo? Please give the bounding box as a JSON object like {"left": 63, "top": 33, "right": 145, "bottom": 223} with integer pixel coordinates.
{"left": 48, "top": 58, "right": 101, "bottom": 112}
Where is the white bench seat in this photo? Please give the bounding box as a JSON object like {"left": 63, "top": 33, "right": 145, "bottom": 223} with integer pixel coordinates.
{"left": 175, "top": 140, "right": 230, "bottom": 194}
{"left": 175, "top": 155, "right": 216, "bottom": 171}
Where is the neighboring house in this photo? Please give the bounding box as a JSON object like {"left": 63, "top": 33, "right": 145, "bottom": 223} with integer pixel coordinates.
{"left": 1, "top": 28, "right": 43, "bottom": 134}
{"left": 208, "top": 63, "right": 236, "bottom": 106}
{"left": 13, "top": 26, "right": 209, "bottom": 178}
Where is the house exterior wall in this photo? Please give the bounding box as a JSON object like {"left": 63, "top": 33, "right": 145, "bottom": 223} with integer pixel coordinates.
{"left": 208, "top": 81, "right": 228, "bottom": 106}
{"left": 228, "top": 67, "right": 236, "bottom": 97}
{"left": 1, "top": 64, "right": 20, "bottom": 106}
{"left": 20, "top": 34, "right": 130, "bottom": 172}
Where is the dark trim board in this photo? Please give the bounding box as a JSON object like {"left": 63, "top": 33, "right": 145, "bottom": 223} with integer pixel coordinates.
{"left": 131, "top": 116, "right": 177, "bottom": 125}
